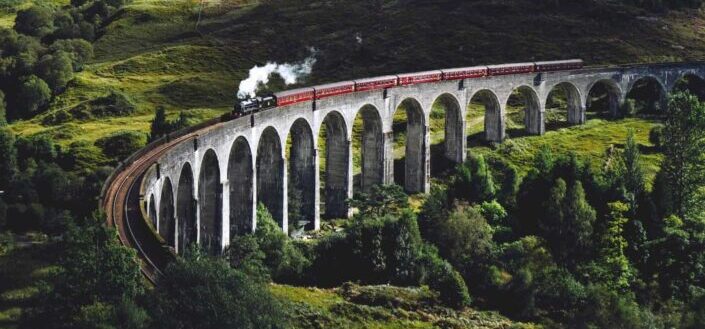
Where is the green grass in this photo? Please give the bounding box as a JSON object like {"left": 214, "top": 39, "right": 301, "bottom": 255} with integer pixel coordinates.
{"left": 8, "top": 0, "right": 705, "bottom": 150}
{"left": 0, "top": 237, "right": 59, "bottom": 329}
{"left": 271, "top": 284, "right": 537, "bottom": 329}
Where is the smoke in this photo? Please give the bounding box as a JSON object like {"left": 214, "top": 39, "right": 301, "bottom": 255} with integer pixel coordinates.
{"left": 355, "top": 33, "right": 363, "bottom": 44}
{"left": 237, "top": 48, "right": 317, "bottom": 98}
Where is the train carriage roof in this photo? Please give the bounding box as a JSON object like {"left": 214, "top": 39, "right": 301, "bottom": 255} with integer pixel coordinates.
{"left": 487, "top": 62, "right": 535, "bottom": 69}
{"left": 441, "top": 66, "right": 488, "bottom": 74}
{"left": 274, "top": 87, "right": 315, "bottom": 98}
{"left": 534, "top": 59, "right": 583, "bottom": 66}
{"left": 354, "top": 75, "right": 398, "bottom": 84}
{"left": 313, "top": 80, "right": 356, "bottom": 90}
{"left": 397, "top": 70, "right": 443, "bottom": 78}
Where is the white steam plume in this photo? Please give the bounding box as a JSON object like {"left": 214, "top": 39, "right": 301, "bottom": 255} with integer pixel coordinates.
{"left": 237, "top": 48, "right": 317, "bottom": 99}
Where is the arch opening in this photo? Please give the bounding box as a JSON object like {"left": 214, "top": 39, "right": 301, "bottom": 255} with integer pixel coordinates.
{"left": 587, "top": 79, "right": 621, "bottom": 118}
{"left": 257, "top": 127, "right": 285, "bottom": 229}
{"left": 176, "top": 163, "right": 196, "bottom": 254}
{"left": 429, "top": 94, "right": 463, "bottom": 176}
{"left": 546, "top": 82, "right": 583, "bottom": 130}
{"left": 352, "top": 105, "right": 384, "bottom": 194}
{"left": 159, "top": 178, "right": 175, "bottom": 248}
{"left": 198, "top": 149, "right": 222, "bottom": 255}
{"left": 626, "top": 76, "right": 666, "bottom": 115}
{"left": 505, "top": 86, "right": 540, "bottom": 137}
{"left": 467, "top": 89, "right": 503, "bottom": 144}
{"left": 286, "top": 119, "right": 316, "bottom": 234}
{"left": 393, "top": 98, "right": 427, "bottom": 193}
{"left": 319, "top": 112, "right": 349, "bottom": 220}
{"left": 674, "top": 74, "right": 705, "bottom": 101}
{"left": 228, "top": 137, "right": 254, "bottom": 237}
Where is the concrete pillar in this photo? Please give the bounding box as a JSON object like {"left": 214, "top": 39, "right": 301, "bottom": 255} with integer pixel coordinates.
{"left": 313, "top": 148, "right": 321, "bottom": 230}
{"left": 345, "top": 140, "right": 354, "bottom": 218}
{"left": 568, "top": 102, "right": 586, "bottom": 125}
{"left": 525, "top": 109, "right": 544, "bottom": 135}
{"left": 251, "top": 162, "right": 258, "bottom": 232}
{"left": 423, "top": 124, "right": 431, "bottom": 194}
{"left": 281, "top": 157, "right": 288, "bottom": 235}
{"left": 486, "top": 104, "right": 505, "bottom": 143}
{"left": 383, "top": 131, "right": 395, "bottom": 186}
{"left": 221, "top": 180, "right": 230, "bottom": 250}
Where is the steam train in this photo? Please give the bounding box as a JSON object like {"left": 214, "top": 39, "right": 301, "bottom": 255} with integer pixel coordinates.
{"left": 232, "top": 59, "right": 583, "bottom": 117}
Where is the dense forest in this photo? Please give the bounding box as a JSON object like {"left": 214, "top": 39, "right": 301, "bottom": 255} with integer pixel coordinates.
{"left": 2, "top": 0, "right": 705, "bottom": 328}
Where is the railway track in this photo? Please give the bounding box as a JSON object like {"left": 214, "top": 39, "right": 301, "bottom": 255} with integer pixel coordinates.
{"left": 101, "top": 118, "right": 222, "bottom": 284}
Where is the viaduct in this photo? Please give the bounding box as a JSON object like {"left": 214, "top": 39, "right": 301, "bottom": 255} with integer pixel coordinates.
{"left": 102, "top": 61, "right": 705, "bottom": 280}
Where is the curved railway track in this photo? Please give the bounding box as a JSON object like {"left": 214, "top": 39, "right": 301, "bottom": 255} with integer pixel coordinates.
{"left": 101, "top": 118, "right": 222, "bottom": 283}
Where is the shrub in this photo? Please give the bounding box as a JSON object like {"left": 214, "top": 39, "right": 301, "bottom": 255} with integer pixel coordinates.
{"left": 649, "top": 125, "right": 664, "bottom": 149}
{"left": 36, "top": 51, "right": 74, "bottom": 92}
{"left": 17, "top": 75, "right": 52, "bottom": 117}
{"left": 14, "top": 6, "right": 54, "bottom": 38}
{"left": 420, "top": 251, "right": 471, "bottom": 309}
{"left": 150, "top": 250, "right": 284, "bottom": 329}
{"left": 95, "top": 130, "right": 146, "bottom": 162}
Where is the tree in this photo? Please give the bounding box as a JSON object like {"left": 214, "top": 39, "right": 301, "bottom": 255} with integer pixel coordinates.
{"left": 540, "top": 179, "right": 596, "bottom": 266}
{"left": 149, "top": 106, "right": 169, "bottom": 142}
{"left": 17, "top": 75, "right": 51, "bottom": 117}
{"left": 150, "top": 250, "right": 284, "bottom": 329}
{"left": 587, "top": 202, "right": 634, "bottom": 291}
{"left": 349, "top": 184, "right": 409, "bottom": 218}
{"left": 14, "top": 6, "right": 54, "bottom": 38}
{"left": 449, "top": 154, "right": 496, "bottom": 204}
{"left": 622, "top": 130, "right": 645, "bottom": 202}
{"left": 0, "top": 128, "right": 17, "bottom": 189}
{"left": 22, "top": 214, "right": 145, "bottom": 329}
{"left": 49, "top": 39, "right": 93, "bottom": 71}
{"left": 660, "top": 91, "right": 705, "bottom": 219}
{"left": 36, "top": 51, "right": 74, "bottom": 92}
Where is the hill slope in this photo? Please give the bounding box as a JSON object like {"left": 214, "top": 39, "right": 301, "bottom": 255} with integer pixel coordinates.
{"left": 7, "top": 0, "right": 705, "bottom": 148}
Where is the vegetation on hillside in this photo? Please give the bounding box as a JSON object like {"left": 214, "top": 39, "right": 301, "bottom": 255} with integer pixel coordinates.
{"left": 1, "top": 0, "right": 705, "bottom": 328}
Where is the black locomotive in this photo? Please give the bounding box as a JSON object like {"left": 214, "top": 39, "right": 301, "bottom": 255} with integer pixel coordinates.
{"left": 233, "top": 95, "right": 277, "bottom": 117}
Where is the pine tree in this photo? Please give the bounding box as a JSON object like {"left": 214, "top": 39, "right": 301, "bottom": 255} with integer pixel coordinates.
{"left": 661, "top": 91, "right": 705, "bottom": 219}
{"left": 622, "top": 129, "right": 645, "bottom": 203}
{"left": 149, "top": 106, "right": 169, "bottom": 141}
{"left": 0, "top": 128, "right": 17, "bottom": 190}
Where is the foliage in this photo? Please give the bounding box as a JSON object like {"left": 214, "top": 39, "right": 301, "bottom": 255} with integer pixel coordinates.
{"left": 150, "top": 249, "right": 285, "bottom": 329}
{"left": 17, "top": 75, "right": 51, "bottom": 117}
{"left": 660, "top": 91, "right": 705, "bottom": 219}
{"left": 0, "top": 128, "right": 17, "bottom": 189}
{"left": 448, "top": 155, "right": 496, "bottom": 204}
{"left": 349, "top": 184, "right": 409, "bottom": 218}
{"left": 649, "top": 124, "right": 664, "bottom": 149}
{"left": 14, "top": 6, "right": 54, "bottom": 38}
{"left": 36, "top": 51, "right": 74, "bottom": 92}
{"left": 94, "top": 130, "right": 146, "bottom": 163}
{"left": 21, "top": 214, "right": 145, "bottom": 329}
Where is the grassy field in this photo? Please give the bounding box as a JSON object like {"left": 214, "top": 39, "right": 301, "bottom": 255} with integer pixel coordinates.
{"left": 271, "top": 283, "right": 537, "bottom": 329}
{"left": 0, "top": 235, "right": 58, "bottom": 329}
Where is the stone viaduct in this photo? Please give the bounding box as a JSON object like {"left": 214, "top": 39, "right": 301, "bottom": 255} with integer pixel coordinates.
{"left": 136, "top": 62, "right": 705, "bottom": 255}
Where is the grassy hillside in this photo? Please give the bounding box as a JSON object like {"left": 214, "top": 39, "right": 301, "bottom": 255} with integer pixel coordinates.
{"left": 7, "top": 0, "right": 705, "bottom": 149}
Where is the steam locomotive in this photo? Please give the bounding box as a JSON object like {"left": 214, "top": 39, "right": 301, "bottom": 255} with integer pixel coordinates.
{"left": 232, "top": 59, "right": 584, "bottom": 117}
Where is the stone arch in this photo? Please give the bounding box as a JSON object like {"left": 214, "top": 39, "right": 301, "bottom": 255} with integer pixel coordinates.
{"left": 287, "top": 118, "right": 316, "bottom": 231}
{"left": 159, "top": 178, "right": 175, "bottom": 247}
{"left": 393, "top": 97, "right": 427, "bottom": 193}
{"left": 469, "top": 89, "right": 503, "bottom": 143}
{"left": 320, "top": 111, "right": 349, "bottom": 219}
{"left": 673, "top": 73, "right": 705, "bottom": 101}
{"left": 586, "top": 79, "right": 622, "bottom": 117}
{"left": 176, "top": 163, "right": 196, "bottom": 254}
{"left": 148, "top": 194, "right": 157, "bottom": 228}
{"left": 545, "top": 82, "right": 583, "bottom": 129}
{"left": 505, "top": 86, "right": 541, "bottom": 136}
{"left": 198, "top": 149, "right": 222, "bottom": 255}
{"left": 228, "top": 136, "right": 254, "bottom": 237}
{"left": 353, "top": 104, "right": 384, "bottom": 194}
{"left": 430, "top": 93, "right": 463, "bottom": 173}
{"left": 257, "top": 126, "right": 285, "bottom": 229}
{"left": 626, "top": 76, "right": 667, "bottom": 114}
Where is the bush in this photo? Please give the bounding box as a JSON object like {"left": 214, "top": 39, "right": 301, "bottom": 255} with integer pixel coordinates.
{"left": 14, "top": 6, "right": 54, "bottom": 38}
{"left": 17, "top": 75, "right": 52, "bottom": 117}
{"left": 95, "top": 130, "right": 146, "bottom": 162}
{"left": 36, "top": 51, "right": 74, "bottom": 92}
{"left": 649, "top": 125, "right": 664, "bottom": 149}
{"left": 150, "top": 250, "right": 284, "bottom": 329}
{"left": 420, "top": 251, "right": 471, "bottom": 309}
